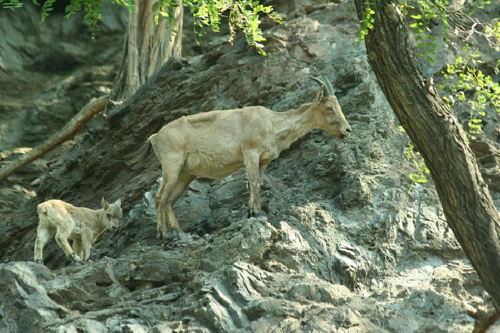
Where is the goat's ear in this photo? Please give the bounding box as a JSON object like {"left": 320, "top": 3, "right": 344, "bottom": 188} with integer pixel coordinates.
{"left": 101, "top": 197, "right": 109, "bottom": 209}
{"left": 313, "top": 85, "right": 325, "bottom": 105}
{"left": 114, "top": 198, "right": 122, "bottom": 207}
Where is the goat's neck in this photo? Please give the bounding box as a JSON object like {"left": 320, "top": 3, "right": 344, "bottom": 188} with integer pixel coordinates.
{"left": 87, "top": 209, "right": 108, "bottom": 237}
{"left": 274, "top": 103, "right": 316, "bottom": 152}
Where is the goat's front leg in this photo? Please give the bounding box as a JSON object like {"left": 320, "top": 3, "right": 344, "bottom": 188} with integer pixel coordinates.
{"left": 55, "top": 229, "right": 82, "bottom": 262}
{"left": 244, "top": 150, "right": 267, "bottom": 220}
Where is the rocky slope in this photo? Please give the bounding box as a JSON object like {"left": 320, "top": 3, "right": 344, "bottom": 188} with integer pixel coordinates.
{"left": 0, "top": 0, "right": 499, "bottom": 332}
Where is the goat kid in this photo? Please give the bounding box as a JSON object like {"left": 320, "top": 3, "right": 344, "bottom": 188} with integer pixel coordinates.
{"left": 34, "top": 198, "right": 122, "bottom": 264}
{"left": 150, "top": 77, "right": 351, "bottom": 238}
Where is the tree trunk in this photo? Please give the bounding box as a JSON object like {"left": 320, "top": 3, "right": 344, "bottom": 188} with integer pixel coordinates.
{"left": 353, "top": 0, "right": 500, "bottom": 311}
{"left": 111, "top": 0, "right": 183, "bottom": 101}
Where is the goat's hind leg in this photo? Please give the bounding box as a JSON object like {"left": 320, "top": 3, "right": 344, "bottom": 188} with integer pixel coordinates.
{"left": 73, "top": 239, "right": 84, "bottom": 261}
{"left": 166, "top": 172, "right": 195, "bottom": 233}
{"left": 156, "top": 153, "right": 184, "bottom": 239}
{"left": 34, "top": 227, "right": 53, "bottom": 264}
{"left": 156, "top": 177, "right": 168, "bottom": 238}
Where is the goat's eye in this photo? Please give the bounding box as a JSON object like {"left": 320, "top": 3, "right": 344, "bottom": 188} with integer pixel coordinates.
{"left": 106, "top": 213, "right": 111, "bottom": 218}
{"left": 327, "top": 106, "right": 334, "bottom": 112}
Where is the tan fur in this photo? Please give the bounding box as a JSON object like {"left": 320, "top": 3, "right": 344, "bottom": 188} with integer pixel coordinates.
{"left": 150, "top": 79, "right": 351, "bottom": 237}
{"left": 34, "top": 198, "right": 123, "bottom": 264}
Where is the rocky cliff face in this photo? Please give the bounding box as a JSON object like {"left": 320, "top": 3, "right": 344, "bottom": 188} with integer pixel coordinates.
{"left": 0, "top": 0, "right": 499, "bottom": 332}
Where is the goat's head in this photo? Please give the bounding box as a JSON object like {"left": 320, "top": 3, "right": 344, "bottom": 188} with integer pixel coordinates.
{"left": 310, "top": 77, "right": 351, "bottom": 139}
{"left": 101, "top": 197, "right": 123, "bottom": 231}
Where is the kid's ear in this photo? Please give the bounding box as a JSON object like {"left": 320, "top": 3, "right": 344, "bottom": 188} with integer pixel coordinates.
{"left": 101, "top": 197, "right": 109, "bottom": 209}
{"left": 114, "top": 198, "right": 122, "bottom": 207}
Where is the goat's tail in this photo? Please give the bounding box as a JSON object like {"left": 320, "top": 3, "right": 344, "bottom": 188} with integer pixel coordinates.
{"left": 128, "top": 136, "right": 155, "bottom": 167}
{"left": 37, "top": 202, "right": 67, "bottom": 222}
{"left": 37, "top": 203, "right": 60, "bottom": 220}
{"left": 37, "top": 203, "right": 48, "bottom": 215}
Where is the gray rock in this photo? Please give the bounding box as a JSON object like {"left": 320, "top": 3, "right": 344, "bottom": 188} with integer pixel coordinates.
{"left": 0, "top": 0, "right": 497, "bottom": 332}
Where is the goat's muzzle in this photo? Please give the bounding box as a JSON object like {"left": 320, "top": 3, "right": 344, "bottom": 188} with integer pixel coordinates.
{"left": 340, "top": 126, "right": 352, "bottom": 140}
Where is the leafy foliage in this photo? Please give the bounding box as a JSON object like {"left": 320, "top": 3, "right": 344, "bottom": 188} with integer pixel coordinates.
{"left": 153, "top": 0, "right": 283, "bottom": 55}
{"left": 0, "top": 0, "right": 27, "bottom": 10}
{"left": 398, "top": 0, "right": 500, "bottom": 138}
{"left": 400, "top": 1, "right": 499, "bottom": 140}
{"left": 441, "top": 56, "right": 500, "bottom": 139}
{"left": 357, "top": 0, "right": 499, "bottom": 180}
{"left": 399, "top": 126, "right": 430, "bottom": 185}
{"left": 1, "top": 0, "right": 282, "bottom": 54}
{"left": 399, "top": 0, "right": 440, "bottom": 64}
{"left": 399, "top": 0, "right": 499, "bottom": 64}
{"left": 405, "top": 142, "right": 430, "bottom": 184}
{"left": 359, "top": 0, "right": 375, "bottom": 41}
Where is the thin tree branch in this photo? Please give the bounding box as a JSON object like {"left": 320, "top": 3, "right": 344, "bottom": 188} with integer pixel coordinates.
{"left": 0, "top": 96, "right": 108, "bottom": 182}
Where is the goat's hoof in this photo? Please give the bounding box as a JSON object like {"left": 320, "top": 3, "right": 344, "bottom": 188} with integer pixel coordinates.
{"left": 167, "top": 230, "right": 182, "bottom": 240}
{"left": 71, "top": 253, "right": 83, "bottom": 263}
{"left": 159, "top": 231, "right": 170, "bottom": 240}
{"left": 34, "top": 259, "right": 43, "bottom": 265}
{"left": 171, "top": 228, "right": 184, "bottom": 235}
{"left": 254, "top": 211, "right": 268, "bottom": 221}
{"left": 249, "top": 211, "right": 267, "bottom": 220}
{"left": 71, "top": 258, "right": 83, "bottom": 266}
{"left": 157, "top": 231, "right": 169, "bottom": 239}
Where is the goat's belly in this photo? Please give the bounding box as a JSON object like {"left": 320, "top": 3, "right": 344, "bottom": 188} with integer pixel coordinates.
{"left": 185, "top": 152, "right": 243, "bottom": 179}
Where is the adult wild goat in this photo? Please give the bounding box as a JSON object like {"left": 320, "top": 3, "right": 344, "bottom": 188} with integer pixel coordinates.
{"left": 149, "top": 77, "right": 351, "bottom": 238}
{"left": 34, "top": 198, "right": 122, "bottom": 264}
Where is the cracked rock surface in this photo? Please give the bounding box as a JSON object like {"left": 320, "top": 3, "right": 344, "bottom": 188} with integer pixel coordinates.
{"left": 1, "top": 0, "right": 499, "bottom": 332}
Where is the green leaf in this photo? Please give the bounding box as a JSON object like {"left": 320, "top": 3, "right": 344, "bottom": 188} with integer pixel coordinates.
{"left": 152, "top": 1, "right": 159, "bottom": 12}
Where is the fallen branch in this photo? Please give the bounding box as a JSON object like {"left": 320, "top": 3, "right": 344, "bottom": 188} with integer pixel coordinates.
{"left": 470, "top": 308, "right": 500, "bottom": 333}
{"left": 0, "top": 95, "right": 109, "bottom": 182}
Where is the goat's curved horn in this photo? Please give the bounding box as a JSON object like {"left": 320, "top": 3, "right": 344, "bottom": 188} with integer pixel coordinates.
{"left": 324, "top": 78, "right": 335, "bottom": 95}
{"left": 309, "top": 76, "right": 330, "bottom": 97}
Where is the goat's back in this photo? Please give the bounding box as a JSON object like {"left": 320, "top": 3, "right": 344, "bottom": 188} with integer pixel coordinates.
{"left": 151, "top": 106, "right": 275, "bottom": 151}
{"left": 37, "top": 200, "right": 97, "bottom": 231}
{"left": 38, "top": 200, "right": 71, "bottom": 218}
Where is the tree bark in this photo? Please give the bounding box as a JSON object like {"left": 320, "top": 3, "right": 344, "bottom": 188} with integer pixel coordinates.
{"left": 0, "top": 96, "right": 108, "bottom": 182}
{"left": 353, "top": 0, "right": 500, "bottom": 311}
{"left": 111, "top": 0, "right": 183, "bottom": 101}
{"left": 0, "top": 1, "right": 183, "bottom": 179}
